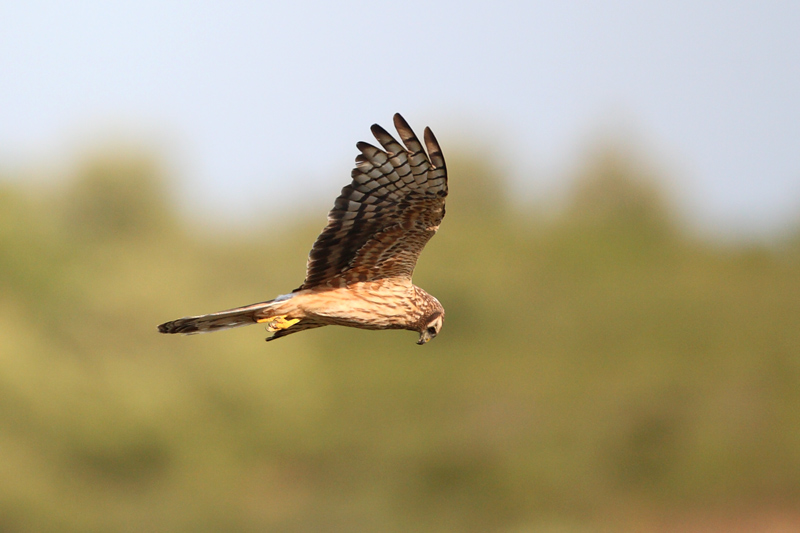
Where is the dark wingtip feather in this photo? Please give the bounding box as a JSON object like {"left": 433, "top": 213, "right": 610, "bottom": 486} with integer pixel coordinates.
{"left": 370, "top": 123, "right": 387, "bottom": 137}
{"left": 424, "top": 127, "right": 445, "bottom": 169}
{"left": 393, "top": 113, "right": 412, "bottom": 136}
{"left": 392, "top": 113, "right": 427, "bottom": 159}
{"left": 355, "top": 141, "right": 375, "bottom": 153}
{"left": 371, "top": 122, "right": 403, "bottom": 154}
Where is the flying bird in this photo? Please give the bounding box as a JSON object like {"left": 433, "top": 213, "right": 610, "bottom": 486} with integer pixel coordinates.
{"left": 158, "top": 114, "right": 447, "bottom": 344}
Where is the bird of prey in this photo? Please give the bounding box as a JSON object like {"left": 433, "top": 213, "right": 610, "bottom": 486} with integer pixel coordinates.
{"left": 158, "top": 114, "right": 447, "bottom": 345}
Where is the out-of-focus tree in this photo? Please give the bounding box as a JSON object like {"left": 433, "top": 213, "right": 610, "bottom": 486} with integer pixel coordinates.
{"left": 62, "top": 151, "right": 173, "bottom": 241}
{"left": 0, "top": 139, "right": 799, "bottom": 532}
{"left": 564, "top": 145, "right": 676, "bottom": 243}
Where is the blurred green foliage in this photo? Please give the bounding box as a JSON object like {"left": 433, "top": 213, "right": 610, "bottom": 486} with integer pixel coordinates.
{"left": 1, "top": 144, "right": 799, "bottom": 532}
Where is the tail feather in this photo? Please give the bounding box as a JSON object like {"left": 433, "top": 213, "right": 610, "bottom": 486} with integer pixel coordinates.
{"left": 158, "top": 300, "right": 277, "bottom": 335}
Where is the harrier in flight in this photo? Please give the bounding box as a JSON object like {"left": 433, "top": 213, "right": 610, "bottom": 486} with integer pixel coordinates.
{"left": 158, "top": 114, "right": 447, "bottom": 345}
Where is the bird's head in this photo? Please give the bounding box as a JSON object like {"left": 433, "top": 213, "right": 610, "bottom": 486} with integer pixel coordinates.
{"left": 417, "top": 308, "right": 444, "bottom": 345}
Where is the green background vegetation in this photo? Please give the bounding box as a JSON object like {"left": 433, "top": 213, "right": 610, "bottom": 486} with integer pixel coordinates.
{"left": 1, "top": 143, "right": 799, "bottom": 532}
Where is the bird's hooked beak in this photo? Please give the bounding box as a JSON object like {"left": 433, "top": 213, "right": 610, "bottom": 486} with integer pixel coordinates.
{"left": 417, "top": 330, "right": 433, "bottom": 345}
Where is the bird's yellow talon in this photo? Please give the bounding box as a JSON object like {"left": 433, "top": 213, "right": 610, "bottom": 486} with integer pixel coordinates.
{"left": 257, "top": 315, "right": 300, "bottom": 332}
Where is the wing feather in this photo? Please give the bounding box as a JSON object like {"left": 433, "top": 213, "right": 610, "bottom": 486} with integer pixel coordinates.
{"left": 299, "top": 114, "right": 447, "bottom": 289}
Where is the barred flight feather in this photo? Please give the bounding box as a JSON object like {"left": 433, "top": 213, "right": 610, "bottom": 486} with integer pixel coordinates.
{"left": 300, "top": 114, "right": 447, "bottom": 289}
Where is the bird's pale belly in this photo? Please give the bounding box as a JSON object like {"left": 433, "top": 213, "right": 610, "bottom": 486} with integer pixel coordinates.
{"left": 292, "top": 283, "right": 417, "bottom": 330}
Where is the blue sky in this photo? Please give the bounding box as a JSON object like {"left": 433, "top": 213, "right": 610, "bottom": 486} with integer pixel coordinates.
{"left": 1, "top": 1, "right": 798, "bottom": 238}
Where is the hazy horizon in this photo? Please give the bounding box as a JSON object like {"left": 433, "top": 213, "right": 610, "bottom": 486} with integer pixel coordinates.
{"left": 2, "top": 1, "right": 799, "bottom": 239}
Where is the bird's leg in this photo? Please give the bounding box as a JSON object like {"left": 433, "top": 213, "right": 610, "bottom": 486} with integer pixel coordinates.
{"left": 257, "top": 315, "right": 300, "bottom": 332}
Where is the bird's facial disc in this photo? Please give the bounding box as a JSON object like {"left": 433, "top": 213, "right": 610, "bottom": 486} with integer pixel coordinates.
{"left": 417, "top": 314, "right": 443, "bottom": 345}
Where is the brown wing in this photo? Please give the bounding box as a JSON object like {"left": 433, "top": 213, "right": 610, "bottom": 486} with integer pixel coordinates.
{"left": 299, "top": 113, "right": 447, "bottom": 290}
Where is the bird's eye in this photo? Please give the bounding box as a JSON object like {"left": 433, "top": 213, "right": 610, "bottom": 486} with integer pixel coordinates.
{"left": 427, "top": 326, "right": 437, "bottom": 335}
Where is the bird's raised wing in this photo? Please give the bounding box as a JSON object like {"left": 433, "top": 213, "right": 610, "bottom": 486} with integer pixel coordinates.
{"left": 299, "top": 114, "right": 447, "bottom": 290}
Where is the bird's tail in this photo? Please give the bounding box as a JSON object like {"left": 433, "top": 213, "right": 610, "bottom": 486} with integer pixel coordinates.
{"left": 158, "top": 299, "right": 281, "bottom": 335}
